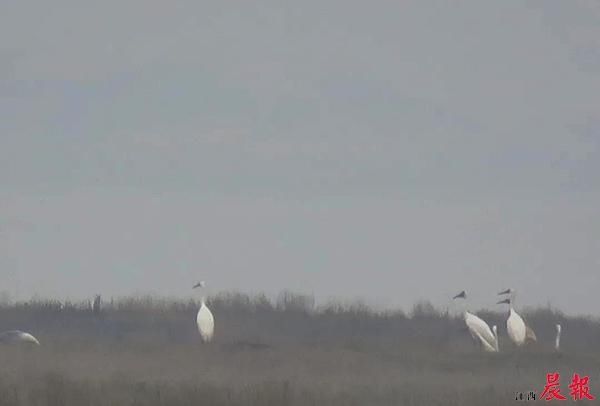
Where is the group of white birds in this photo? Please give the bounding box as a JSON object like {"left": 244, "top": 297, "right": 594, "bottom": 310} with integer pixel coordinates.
{"left": 194, "top": 282, "right": 564, "bottom": 354}
{"left": 0, "top": 283, "right": 215, "bottom": 347}
{"left": 0, "top": 283, "right": 562, "bottom": 353}
{"left": 453, "top": 288, "right": 562, "bottom": 353}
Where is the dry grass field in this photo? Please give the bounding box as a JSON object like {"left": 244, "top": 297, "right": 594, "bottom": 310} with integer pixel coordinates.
{"left": 0, "top": 292, "right": 598, "bottom": 405}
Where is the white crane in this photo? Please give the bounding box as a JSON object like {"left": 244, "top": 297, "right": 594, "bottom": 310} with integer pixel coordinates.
{"left": 497, "top": 297, "right": 526, "bottom": 347}
{"left": 192, "top": 281, "right": 214, "bottom": 343}
{"left": 0, "top": 330, "right": 40, "bottom": 345}
{"left": 498, "top": 288, "right": 538, "bottom": 345}
{"left": 453, "top": 291, "right": 498, "bottom": 352}
{"left": 555, "top": 324, "right": 561, "bottom": 351}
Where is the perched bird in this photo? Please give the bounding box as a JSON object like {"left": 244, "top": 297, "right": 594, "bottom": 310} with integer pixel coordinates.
{"left": 0, "top": 330, "right": 40, "bottom": 345}
{"left": 193, "top": 281, "right": 215, "bottom": 343}
{"left": 555, "top": 324, "right": 562, "bottom": 351}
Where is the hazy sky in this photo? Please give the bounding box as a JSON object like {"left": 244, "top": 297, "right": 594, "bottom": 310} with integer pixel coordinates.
{"left": 1, "top": 1, "right": 599, "bottom": 315}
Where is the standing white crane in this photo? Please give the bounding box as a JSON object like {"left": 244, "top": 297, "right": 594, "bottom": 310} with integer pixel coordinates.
{"left": 555, "top": 324, "right": 562, "bottom": 351}
{"left": 453, "top": 291, "right": 498, "bottom": 352}
{"left": 0, "top": 330, "right": 40, "bottom": 345}
{"left": 497, "top": 293, "right": 527, "bottom": 346}
{"left": 498, "top": 288, "right": 538, "bottom": 344}
{"left": 193, "top": 281, "right": 214, "bottom": 343}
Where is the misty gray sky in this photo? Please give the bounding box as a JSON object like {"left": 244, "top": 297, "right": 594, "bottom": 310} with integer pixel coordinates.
{"left": 1, "top": 1, "right": 599, "bottom": 315}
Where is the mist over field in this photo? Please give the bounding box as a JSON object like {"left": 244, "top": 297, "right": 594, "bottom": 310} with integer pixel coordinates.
{"left": 1, "top": 0, "right": 599, "bottom": 405}
{"left": 2, "top": 0, "right": 600, "bottom": 313}
{"left": 0, "top": 293, "right": 599, "bottom": 405}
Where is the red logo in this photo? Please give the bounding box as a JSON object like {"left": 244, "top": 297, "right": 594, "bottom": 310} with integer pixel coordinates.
{"left": 540, "top": 372, "right": 567, "bottom": 401}
{"left": 569, "top": 374, "right": 595, "bottom": 401}
{"left": 533, "top": 372, "right": 596, "bottom": 402}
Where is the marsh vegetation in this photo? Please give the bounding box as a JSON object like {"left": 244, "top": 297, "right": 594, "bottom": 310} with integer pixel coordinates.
{"left": 0, "top": 292, "right": 597, "bottom": 405}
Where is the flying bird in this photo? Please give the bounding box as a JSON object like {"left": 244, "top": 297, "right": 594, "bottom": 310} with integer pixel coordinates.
{"left": 453, "top": 290, "right": 498, "bottom": 352}
{"left": 193, "top": 281, "right": 214, "bottom": 343}
{"left": 0, "top": 330, "right": 40, "bottom": 345}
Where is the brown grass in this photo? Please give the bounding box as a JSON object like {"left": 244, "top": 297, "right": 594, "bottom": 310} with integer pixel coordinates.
{"left": 0, "top": 293, "right": 598, "bottom": 405}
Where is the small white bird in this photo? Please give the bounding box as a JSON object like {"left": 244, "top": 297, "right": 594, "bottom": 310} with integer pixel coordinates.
{"left": 0, "top": 330, "right": 40, "bottom": 345}
{"left": 193, "top": 281, "right": 214, "bottom": 343}
{"left": 555, "top": 324, "right": 562, "bottom": 351}
{"left": 453, "top": 291, "right": 498, "bottom": 352}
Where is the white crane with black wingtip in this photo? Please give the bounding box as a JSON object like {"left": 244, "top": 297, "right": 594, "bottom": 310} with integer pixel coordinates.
{"left": 453, "top": 290, "right": 498, "bottom": 352}
{"left": 193, "top": 281, "right": 214, "bottom": 343}
{"left": 497, "top": 288, "right": 535, "bottom": 346}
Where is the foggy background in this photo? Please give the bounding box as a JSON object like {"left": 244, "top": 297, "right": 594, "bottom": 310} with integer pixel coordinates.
{"left": 1, "top": 1, "right": 599, "bottom": 314}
